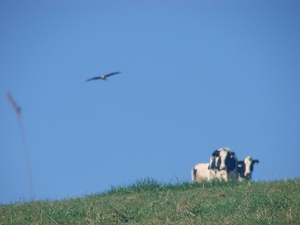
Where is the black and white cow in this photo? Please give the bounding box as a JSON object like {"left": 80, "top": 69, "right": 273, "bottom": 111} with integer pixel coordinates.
{"left": 210, "top": 147, "right": 238, "bottom": 181}
{"left": 237, "top": 156, "right": 259, "bottom": 181}
{"left": 192, "top": 147, "right": 238, "bottom": 182}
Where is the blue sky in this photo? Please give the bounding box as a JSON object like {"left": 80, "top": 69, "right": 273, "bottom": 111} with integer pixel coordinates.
{"left": 1, "top": 1, "right": 299, "bottom": 204}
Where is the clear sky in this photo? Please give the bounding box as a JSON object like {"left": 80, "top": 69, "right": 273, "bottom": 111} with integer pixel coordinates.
{"left": 1, "top": 1, "right": 299, "bottom": 204}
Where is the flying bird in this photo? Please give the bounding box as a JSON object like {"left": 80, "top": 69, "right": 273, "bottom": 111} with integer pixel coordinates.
{"left": 86, "top": 71, "right": 121, "bottom": 82}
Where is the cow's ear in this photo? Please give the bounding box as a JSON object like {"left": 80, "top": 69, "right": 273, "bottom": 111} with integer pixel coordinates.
{"left": 253, "top": 160, "right": 259, "bottom": 164}
{"left": 237, "top": 161, "right": 243, "bottom": 167}
{"left": 212, "top": 150, "right": 219, "bottom": 157}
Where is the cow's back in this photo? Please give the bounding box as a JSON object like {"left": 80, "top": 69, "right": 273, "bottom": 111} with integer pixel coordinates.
{"left": 192, "top": 163, "right": 217, "bottom": 182}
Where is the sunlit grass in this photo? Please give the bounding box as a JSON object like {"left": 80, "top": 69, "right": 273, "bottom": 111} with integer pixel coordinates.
{"left": 1, "top": 178, "right": 299, "bottom": 224}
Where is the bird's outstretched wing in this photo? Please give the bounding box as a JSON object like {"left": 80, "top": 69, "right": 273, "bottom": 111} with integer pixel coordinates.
{"left": 86, "top": 76, "right": 101, "bottom": 82}
{"left": 103, "top": 71, "right": 121, "bottom": 78}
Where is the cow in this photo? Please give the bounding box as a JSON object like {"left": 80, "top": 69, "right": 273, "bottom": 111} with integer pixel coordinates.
{"left": 237, "top": 156, "right": 259, "bottom": 181}
{"left": 209, "top": 147, "right": 238, "bottom": 181}
{"left": 192, "top": 147, "right": 238, "bottom": 182}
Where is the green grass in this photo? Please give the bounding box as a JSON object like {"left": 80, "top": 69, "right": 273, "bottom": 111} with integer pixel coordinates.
{"left": 1, "top": 178, "right": 299, "bottom": 224}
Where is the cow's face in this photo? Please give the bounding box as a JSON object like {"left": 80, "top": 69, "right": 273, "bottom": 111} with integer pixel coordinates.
{"left": 241, "top": 156, "right": 259, "bottom": 179}
{"left": 238, "top": 156, "right": 259, "bottom": 180}
{"left": 219, "top": 150, "right": 236, "bottom": 171}
{"left": 209, "top": 148, "right": 237, "bottom": 172}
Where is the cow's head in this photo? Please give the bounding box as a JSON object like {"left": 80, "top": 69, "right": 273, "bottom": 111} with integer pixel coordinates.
{"left": 237, "top": 156, "right": 259, "bottom": 179}
{"left": 217, "top": 148, "right": 237, "bottom": 172}
{"left": 212, "top": 148, "right": 237, "bottom": 172}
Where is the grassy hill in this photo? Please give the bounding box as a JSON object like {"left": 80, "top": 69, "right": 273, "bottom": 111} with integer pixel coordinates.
{"left": 1, "top": 178, "right": 299, "bottom": 224}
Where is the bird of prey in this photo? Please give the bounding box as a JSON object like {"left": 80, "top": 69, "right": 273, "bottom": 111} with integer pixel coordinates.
{"left": 86, "top": 72, "right": 121, "bottom": 82}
